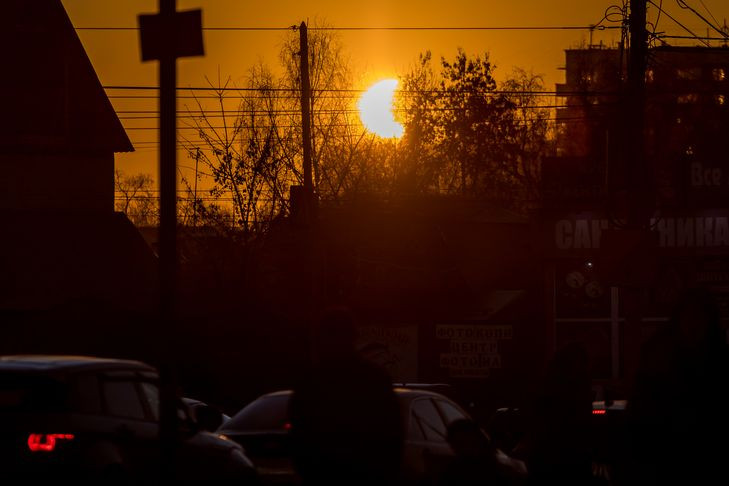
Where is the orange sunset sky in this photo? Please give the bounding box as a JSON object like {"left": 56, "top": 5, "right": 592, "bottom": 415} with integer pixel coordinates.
{"left": 61, "top": 0, "right": 729, "bottom": 181}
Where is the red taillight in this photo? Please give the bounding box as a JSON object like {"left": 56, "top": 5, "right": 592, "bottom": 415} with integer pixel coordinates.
{"left": 592, "top": 409, "right": 606, "bottom": 415}
{"left": 27, "top": 434, "right": 75, "bottom": 452}
{"left": 283, "top": 422, "right": 292, "bottom": 430}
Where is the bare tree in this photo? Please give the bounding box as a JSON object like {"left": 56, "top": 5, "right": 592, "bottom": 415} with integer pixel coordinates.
{"left": 114, "top": 170, "right": 158, "bottom": 226}
{"left": 278, "top": 22, "right": 377, "bottom": 202}
{"left": 180, "top": 22, "right": 381, "bottom": 240}
{"left": 180, "top": 67, "right": 293, "bottom": 239}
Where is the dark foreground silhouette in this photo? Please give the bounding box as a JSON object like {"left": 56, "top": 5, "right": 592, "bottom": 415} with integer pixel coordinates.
{"left": 622, "top": 287, "right": 729, "bottom": 485}
{"left": 515, "top": 342, "right": 595, "bottom": 485}
{"left": 289, "top": 308, "right": 403, "bottom": 486}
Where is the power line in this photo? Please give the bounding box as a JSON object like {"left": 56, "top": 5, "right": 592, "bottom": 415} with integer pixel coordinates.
{"left": 118, "top": 104, "right": 573, "bottom": 120}
{"left": 676, "top": 0, "right": 728, "bottom": 39}
{"left": 103, "top": 85, "right": 605, "bottom": 95}
{"left": 123, "top": 117, "right": 609, "bottom": 147}
{"left": 647, "top": 0, "right": 711, "bottom": 46}
{"left": 76, "top": 25, "right": 622, "bottom": 32}
{"left": 660, "top": 34, "right": 729, "bottom": 40}
{"left": 698, "top": 0, "right": 721, "bottom": 28}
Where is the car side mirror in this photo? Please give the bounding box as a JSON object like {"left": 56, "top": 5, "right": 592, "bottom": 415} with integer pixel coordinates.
{"left": 174, "top": 400, "right": 199, "bottom": 437}
{"left": 195, "top": 404, "right": 224, "bottom": 432}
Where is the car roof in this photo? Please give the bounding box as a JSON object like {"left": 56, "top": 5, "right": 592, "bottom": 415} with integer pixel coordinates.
{"left": 253, "top": 387, "right": 456, "bottom": 402}
{"left": 0, "top": 355, "right": 156, "bottom": 374}
{"left": 223, "top": 387, "right": 470, "bottom": 434}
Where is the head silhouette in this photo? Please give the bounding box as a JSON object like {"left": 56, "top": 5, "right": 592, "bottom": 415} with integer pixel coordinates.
{"left": 312, "top": 306, "right": 356, "bottom": 363}
{"left": 670, "top": 287, "right": 723, "bottom": 351}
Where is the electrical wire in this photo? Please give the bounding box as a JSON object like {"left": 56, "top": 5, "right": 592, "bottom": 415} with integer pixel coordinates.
{"left": 676, "top": 0, "right": 728, "bottom": 39}
{"left": 698, "top": 0, "right": 721, "bottom": 28}
{"left": 661, "top": 34, "right": 729, "bottom": 40}
{"left": 76, "top": 25, "right": 622, "bottom": 32}
{"left": 648, "top": 0, "right": 711, "bottom": 46}
{"left": 103, "top": 85, "right": 606, "bottom": 95}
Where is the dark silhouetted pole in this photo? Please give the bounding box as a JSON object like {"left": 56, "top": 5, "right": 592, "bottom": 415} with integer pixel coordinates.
{"left": 623, "top": 0, "right": 649, "bottom": 389}
{"left": 158, "top": 0, "right": 178, "bottom": 482}
{"left": 193, "top": 147, "right": 201, "bottom": 225}
{"left": 297, "top": 21, "right": 320, "bottom": 348}
{"left": 299, "top": 21, "right": 313, "bottom": 196}
{"left": 628, "top": 0, "right": 649, "bottom": 227}
{"left": 139, "top": 3, "right": 203, "bottom": 482}
{"left": 159, "top": 0, "right": 176, "bottom": 320}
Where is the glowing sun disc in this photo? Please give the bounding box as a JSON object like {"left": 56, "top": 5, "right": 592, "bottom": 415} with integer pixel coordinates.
{"left": 358, "top": 79, "right": 404, "bottom": 138}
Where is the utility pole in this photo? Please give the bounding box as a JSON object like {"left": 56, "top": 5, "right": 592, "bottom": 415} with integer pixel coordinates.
{"left": 296, "top": 20, "right": 319, "bottom": 350}
{"left": 139, "top": 3, "right": 203, "bottom": 482}
{"left": 299, "top": 21, "right": 314, "bottom": 196}
{"left": 158, "top": 5, "right": 178, "bottom": 477}
{"left": 193, "top": 147, "right": 201, "bottom": 226}
{"left": 622, "top": 0, "right": 650, "bottom": 391}
{"left": 627, "top": 0, "right": 649, "bottom": 228}
{"left": 158, "top": 0, "right": 177, "bottom": 322}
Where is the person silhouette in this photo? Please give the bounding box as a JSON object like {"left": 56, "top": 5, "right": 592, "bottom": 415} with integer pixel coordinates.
{"left": 519, "top": 341, "right": 595, "bottom": 485}
{"left": 624, "top": 286, "right": 729, "bottom": 485}
{"left": 288, "top": 307, "right": 403, "bottom": 486}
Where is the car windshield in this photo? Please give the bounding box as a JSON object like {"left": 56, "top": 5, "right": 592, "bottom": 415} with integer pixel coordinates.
{"left": 225, "top": 393, "right": 291, "bottom": 432}
{"left": 0, "top": 372, "right": 69, "bottom": 413}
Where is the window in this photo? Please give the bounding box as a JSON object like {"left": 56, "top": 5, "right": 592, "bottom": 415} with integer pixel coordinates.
{"left": 102, "top": 380, "right": 146, "bottom": 420}
{"left": 676, "top": 68, "right": 701, "bottom": 81}
{"left": 139, "top": 382, "right": 160, "bottom": 421}
{"left": 408, "top": 413, "right": 426, "bottom": 441}
{"left": 677, "top": 93, "right": 699, "bottom": 104}
{"left": 435, "top": 399, "right": 467, "bottom": 426}
{"left": 411, "top": 399, "right": 447, "bottom": 442}
{"left": 713, "top": 68, "right": 726, "bottom": 82}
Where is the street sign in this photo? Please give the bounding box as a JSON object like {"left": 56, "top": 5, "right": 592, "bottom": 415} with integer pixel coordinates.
{"left": 139, "top": 9, "right": 204, "bottom": 62}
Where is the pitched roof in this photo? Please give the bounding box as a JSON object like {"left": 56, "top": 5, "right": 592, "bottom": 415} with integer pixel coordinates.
{"left": 0, "top": 0, "right": 133, "bottom": 153}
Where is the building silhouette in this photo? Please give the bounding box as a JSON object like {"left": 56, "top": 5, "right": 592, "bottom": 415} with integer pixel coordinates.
{"left": 1, "top": 1, "right": 156, "bottom": 349}
{"left": 541, "top": 44, "right": 729, "bottom": 394}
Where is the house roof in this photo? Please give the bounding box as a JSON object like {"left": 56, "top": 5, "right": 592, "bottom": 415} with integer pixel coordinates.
{"left": 0, "top": 0, "right": 133, "bottom": 153}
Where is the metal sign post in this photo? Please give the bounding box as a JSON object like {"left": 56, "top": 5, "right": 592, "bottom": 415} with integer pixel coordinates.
{"left": 139, "top": 2, "right": 203, "bottom": 482}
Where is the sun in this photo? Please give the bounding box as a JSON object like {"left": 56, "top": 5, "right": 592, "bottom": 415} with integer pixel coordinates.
{"left": 358, "top": 79, "right": 404, "bottom": 139}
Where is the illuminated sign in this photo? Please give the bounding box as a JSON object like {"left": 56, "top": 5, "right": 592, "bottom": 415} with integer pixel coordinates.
{"left": 554, "top": 216, "right": 729, "bottom": 250}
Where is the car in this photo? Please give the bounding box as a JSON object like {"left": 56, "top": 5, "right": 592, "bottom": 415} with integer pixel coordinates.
{"left": 0, "top": 355, "right": 258, "bottom": 485}
{"left": 218, "top": 386, "right": 524, "bottom": 485}
{"left": 591, "top": 399, "right": 629, "bottom": 485}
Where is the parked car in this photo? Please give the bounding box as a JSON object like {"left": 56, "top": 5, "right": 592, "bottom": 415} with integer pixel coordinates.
{"left": 0, "top": 355, "right": 257, "bottom": 485}
{"left": 591, "top": 399, "right": 629, "bottom": 485}
{"left": 218, "top": 386, "right": 524, "bottom": 485}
